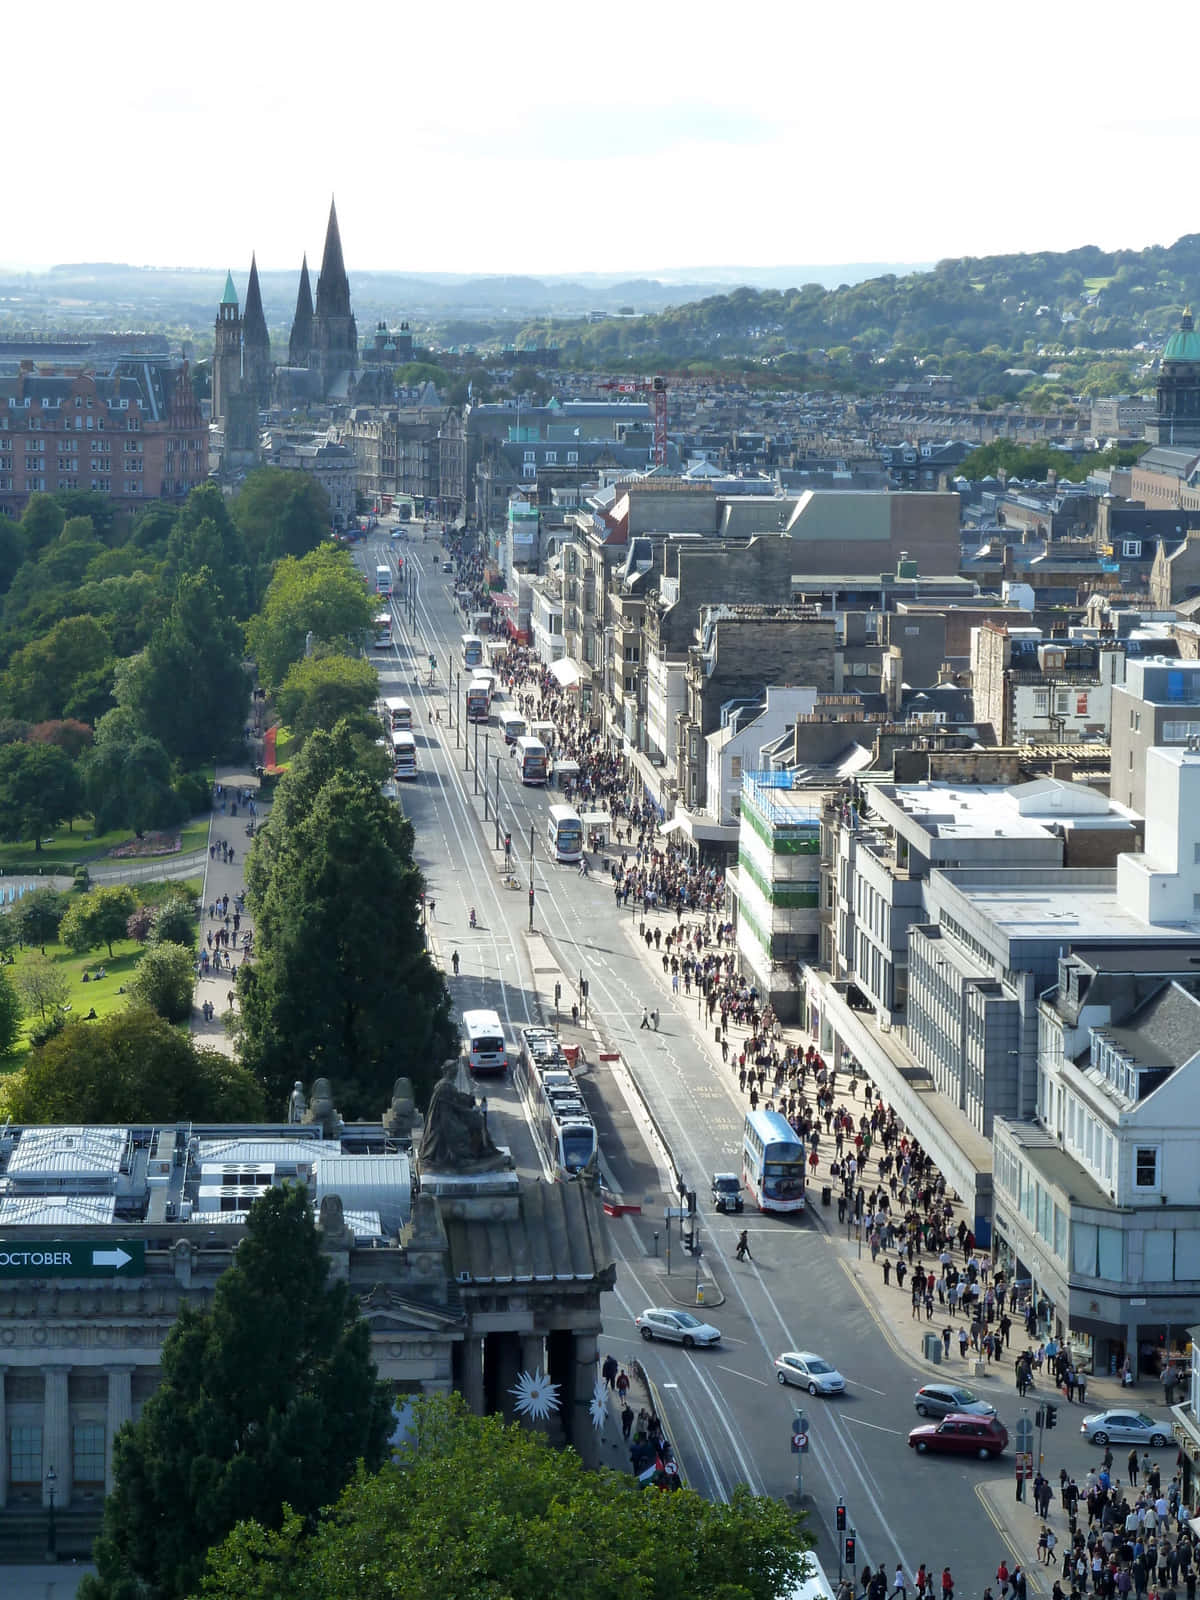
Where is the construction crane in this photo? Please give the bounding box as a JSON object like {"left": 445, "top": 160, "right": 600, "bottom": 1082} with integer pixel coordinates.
{"left": 598, "top": 375, "right": 668, "bottom": 466}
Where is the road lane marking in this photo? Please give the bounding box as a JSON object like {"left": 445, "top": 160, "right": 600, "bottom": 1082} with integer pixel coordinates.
{"left": 854, "top": 1381, "right": 888, "bottom": 1395}
{"left": 974, "top": 1481, "right": 1047, "bottom": 1596}
{"left": 842, "top": 1417, "right": 903, "bottom": 1435}
{"left": 714, "top": 1364, "right": 769, "bottom": 1386}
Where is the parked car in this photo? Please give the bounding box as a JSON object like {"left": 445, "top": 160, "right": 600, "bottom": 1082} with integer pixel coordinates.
{"left": 908, "top": 1413, "right": 1009, "bottom": 1459}
{"left": 442, "top": 560, "right": 453, "bottom": 573}
{"left": 711, "top": 1173, "right": 744, "bottom": 1213}
{"left": 775, "top": 1351, "right": 846, "bottom": 1395}
{"left": 1080, "top": 1410, "right": 1170, "bottom": 1447}
{"left": 635, "top": 1309, "right": 721, "bottom": 1348}
{"left": 913, "top": 1384, "right": 997, "bottom": 1420}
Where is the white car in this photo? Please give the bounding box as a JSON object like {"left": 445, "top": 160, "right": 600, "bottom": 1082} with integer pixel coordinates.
{"left": 636, "top": 1308, "right": 721, "bottom": 1348}
{"left": 774, "top": 1351, "right": 846, "bottom": 1395}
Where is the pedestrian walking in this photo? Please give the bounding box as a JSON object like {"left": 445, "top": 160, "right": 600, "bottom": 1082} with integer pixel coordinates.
{"left": 893, "top": 1565, "right": 908, "bottom": 1599}
{"left": 640, "top": 1007, "right": 650, "bottom": 1029}
{"left": 941, "top": 1568, "right": 954, "bottom": 1600}
{"left": 621, "top": 1403, "right": 634, "bottom": 1439}
{"left": 735, "top": 1230, "right": 751, "bottom": 1262}
{"left": 602, "top": 1353, "right": 618, "bottom": 1390}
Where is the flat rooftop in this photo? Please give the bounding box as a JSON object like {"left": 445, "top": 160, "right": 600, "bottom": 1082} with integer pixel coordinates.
{"left": 876, "top": 779, "right": 1135, "bottom": 841}
{"left": 945, "top": 876, "right": 1200, "bottom": 943}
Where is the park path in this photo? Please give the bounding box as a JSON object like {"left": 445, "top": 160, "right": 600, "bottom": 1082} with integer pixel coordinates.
{"left": 190, "top": 766, "right": 267, "bottom": 1061}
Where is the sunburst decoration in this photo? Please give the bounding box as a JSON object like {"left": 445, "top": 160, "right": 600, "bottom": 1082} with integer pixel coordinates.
{"left": 589, "top": 1376, "right": 608, "bottom": 1430}
{"left": 511, "top": 1369, "right": 561, "bottom": 1420}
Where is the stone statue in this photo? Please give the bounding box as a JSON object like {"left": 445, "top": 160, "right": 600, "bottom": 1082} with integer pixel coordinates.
{"left": 382, "top": 1075, "right": 416, "bottom": 1140}
{"left": 303, "top": 1076, "right": 342, "bottom": 1137}
{"left": 417, "top": 1060, "right": 510, "bottom": 1172}
{"left": 317, "top": 1193, "right": 355, "bottom": 1251}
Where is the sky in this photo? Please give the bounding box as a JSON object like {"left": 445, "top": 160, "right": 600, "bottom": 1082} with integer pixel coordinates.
{"left": 9, "top": 0, "right": 1200, "bottom": 278}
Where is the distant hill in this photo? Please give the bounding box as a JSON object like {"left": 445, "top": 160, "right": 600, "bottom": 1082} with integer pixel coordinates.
{"left": 514, "top": 236, "right": 1200, "bottom": 384}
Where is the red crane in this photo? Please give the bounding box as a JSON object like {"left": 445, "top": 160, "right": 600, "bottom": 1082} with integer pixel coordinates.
{"left": 598, "top": 375, "right": 668, "bottom": 466}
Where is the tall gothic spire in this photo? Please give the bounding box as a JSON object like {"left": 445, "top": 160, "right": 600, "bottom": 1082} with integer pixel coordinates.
{"left": 288, "top": 253, "right": 313, "bottom": 367}
{"left": 314, "top": 196, "right": 351, "bottom": 320}
{"left": 243, "top": 252, "right": 269, "bottom": 352}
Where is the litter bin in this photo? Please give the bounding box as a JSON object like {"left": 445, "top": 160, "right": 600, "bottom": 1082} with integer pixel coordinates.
{"left": 923, "top": 1333, "right": 942, "bottom": 1364}
{"left": 821, "top": 1185, "right": 832, "bottom": 1208}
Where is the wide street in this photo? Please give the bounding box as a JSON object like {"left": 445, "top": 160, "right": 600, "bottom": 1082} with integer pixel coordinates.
{"left": 358, "top": 526, "right": 1165, "bottom": 1595}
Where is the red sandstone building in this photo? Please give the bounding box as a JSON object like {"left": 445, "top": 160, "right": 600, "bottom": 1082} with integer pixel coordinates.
{"left": 0, "top": 361, "right": 207, "bottom": 515}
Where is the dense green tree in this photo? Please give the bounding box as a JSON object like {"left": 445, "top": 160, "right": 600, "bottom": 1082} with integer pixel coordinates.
{"left": 238, "top": 730, "right": 454, "bottom": 1114}
{"left": 234, "top": 468, "right": 331, "bottom": 570}
{"left": 1, "top": 1008, "right": 263, "bottom": 1123}
{"left": 126, "top": 942, "right": 195, "bottom": 1023}
{"left": 164, "top": 486, "right": 252, "bottom": 617}
{"left": 81, "top": 1184, "right": 391, "bottom": 1600}
{"left": 3, "top": 614, "right": 114, "bottom": 723}
{"left": 84, "top": 706, "right": 182, "bottom": 835}
{"left": 120, "top": 569, "right": 249, "bottom": 765}
{"left": 274, "top": 652, "right": 378, "bottom": 745}
{"left": 244, "top": 546, "right": 375, "bottom": 691}
{"left": 199, "top": 1395, "right": 809, "bottom": 1600}
{"left": 13, "top": 952, "right": 70, "bottom": 1023}
{"left": 149, "top": 893, "right": 197, "bottom": 951}
{"left": 38, "top": 516, "right": 106, "bottom": 588}
{"left": 16, "top": 887, "right": 69, "bottom": 952}
{"left": 0, "top": 741, "right": 84, "bottom": 851}
{"left": 0, "top": 516, "right": 26, "bottom": 596}
{"left": 0, "top": 967, "right": 20, "bottom": 1061}
{"left": 19, "top": 491, "right": 65, "bottom": 557}
{"left": 59, "top": 885, "right": 138, "bottom": 959}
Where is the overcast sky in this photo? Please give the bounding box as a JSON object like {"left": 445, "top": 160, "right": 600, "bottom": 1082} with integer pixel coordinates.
{"left": 9, "top": 0, "right": 1196, "bottom": 277}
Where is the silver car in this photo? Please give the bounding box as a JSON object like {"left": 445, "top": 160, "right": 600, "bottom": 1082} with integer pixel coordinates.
{"left": 1080, "top": 1410, "right": 1169, "bottom": 1448}
{"left": 775, "top": 1351, "right": 846, "bottom": 1395}
{"left": 913, "top": 1383, "right": 997, "bottom": 1420}
{"left": 636, "top": 1308, "right": 721, "bottom": 1348}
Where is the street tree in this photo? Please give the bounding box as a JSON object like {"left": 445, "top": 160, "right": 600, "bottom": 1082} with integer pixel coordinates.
{"left": 238, "top": 743, "right": 454, "bottom": 1115}
{"left": 0, "top": 741, "right": 84, "bottom": 851}
{"left": 127, "top": 942, "right": 195, "bottom": 1023}
{"left": 14, "top": 952, "right": 70, "bottom": 1024}
{"left": 274, "top": 652, "right": 378, "bottom": 745}
{"left": 234, "top": 468, "right": 330, "bottom": 570}
{"left": 1, "top": 1009, "right": 264, "bottom": 1123}
{"left": 198, "top": 1394, "right": 810, "bottom": 1600}
{"left": 244, "top": 546, "right": 375, "bottom": 691}
{"left": 59, "top": 885, "right": 138, "bottom": 959}
{"left": 81, "top": 1184, "right": 391, "bottom": 1600}
{"left": 119, "top": 568, "right": 249, "bottom": 765}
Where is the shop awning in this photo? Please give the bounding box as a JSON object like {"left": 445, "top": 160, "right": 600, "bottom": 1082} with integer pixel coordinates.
{"left": 549, "top": 658, "right": 582, "bottom": 689}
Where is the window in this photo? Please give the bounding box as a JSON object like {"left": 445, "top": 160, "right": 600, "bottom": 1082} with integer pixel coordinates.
{"left": 1134, "top": 1146, "right": 1159, "bottom": 1190}
{"left": 73, "top": 1422, "right": 105, "bottom": 1484}
{"left": 544, "top": 451, "right": 556, "bottom": 464}
{"left": 9, "top": 1425, "right": 41, "bottom": 1482}
{"left": 1034, "top": 690, "right": 1049, "bottom": 715}
{"left": 567, "top": 451, "right": 578, "bottom": 464}
{"left": 1144, "top": 1230, "right": 1174, "bottom": 1281}
{"left": 1123, "top": 540, "right": 1142, "bottom": 558}
{"left": 1162, "top": 720, "right": 1200, "bottom": 743}
{"left": 523, "top": 450, "right": 535, "bottom": 463}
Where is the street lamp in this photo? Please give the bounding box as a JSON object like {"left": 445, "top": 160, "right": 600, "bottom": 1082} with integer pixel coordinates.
{"left": 45, "top": 1464, "right": 57, "bottom": 1562}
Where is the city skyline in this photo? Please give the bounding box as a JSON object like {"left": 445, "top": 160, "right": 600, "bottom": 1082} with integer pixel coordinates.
{"left": 7, "top": 0, "right": 1198, "bottom": 278}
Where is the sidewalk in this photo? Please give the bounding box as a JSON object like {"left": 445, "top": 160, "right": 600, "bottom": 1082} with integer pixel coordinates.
{"left": 191, "top": 766, "right": 266, "bottom": 1059}
{"left": 609, "top": 899, "right": 1139, "bottom": 1417}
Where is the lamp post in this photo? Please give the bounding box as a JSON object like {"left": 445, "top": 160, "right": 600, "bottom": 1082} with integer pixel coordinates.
{"left": 45, "top": 1464, "right": 57, "bottom": 1563}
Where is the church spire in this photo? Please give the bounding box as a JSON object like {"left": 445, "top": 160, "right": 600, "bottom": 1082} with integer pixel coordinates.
{"left": 314, "top": 196, "right": 351, "bottom": 320}
{"left": 288, "top": 253, "right": 314, "bottom": 367}
{"left": 243, "top": 253, "right": 269, "bottom": 351}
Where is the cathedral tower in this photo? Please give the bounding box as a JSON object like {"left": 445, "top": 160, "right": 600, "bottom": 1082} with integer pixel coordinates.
{"left": 310, "top": 197, "right": 358, "bottom": 396}
{"left": 242, "top": 253, "right": 272, "bottom": 410}
{"left": 288, "top": 253, "right": 314, "bottom": 368}
{"left": 211, "top": 270, "right": 242, "bottom": 430}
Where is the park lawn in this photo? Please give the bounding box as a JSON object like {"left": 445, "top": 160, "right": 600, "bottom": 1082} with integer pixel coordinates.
{"left": 8, "top": 936, "right": 152, "bottom": 1062}
{"left": 0, "top": 818, "right": 133, "bottom": 870}
{"left": 180, "top": 817, "right": 211, "bottom": 855}
{"left": 272, "top": 726, "right": 295, "bottom": 768}
{"left": 1084, "top": 275, "right": 1114, "bottom": 291}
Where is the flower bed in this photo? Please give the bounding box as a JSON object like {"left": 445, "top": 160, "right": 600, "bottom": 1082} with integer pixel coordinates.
{"left": 107, "top": 831, "right": 184, "bottom": 860}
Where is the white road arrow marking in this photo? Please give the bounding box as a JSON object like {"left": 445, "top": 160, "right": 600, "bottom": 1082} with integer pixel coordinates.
{"left": 92, "top": 1247, "right": 132, "bottom": 1270}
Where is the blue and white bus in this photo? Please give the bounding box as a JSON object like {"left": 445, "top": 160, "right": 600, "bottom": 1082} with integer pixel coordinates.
{"left": 546, "top": 803, "right": 583, "bottom": 863}
{"left": 462, "top": 1009, "right": 507, "bottom": 1077}
{"left": 742, "top": 1108, "right": 806, "bottom": 1213}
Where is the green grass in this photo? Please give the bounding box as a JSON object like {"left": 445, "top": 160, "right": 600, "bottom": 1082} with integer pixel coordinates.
{"left": 0, "top": 818, "right": 134, "bottom": 870}
{"left": 180, "top": 817, "right": 211, "bottom": 855}
{"left": 7, "top": 936, "right": 150, "bottom": 1063}
{"left": 272, "top": 726, "right": 295, "bottom": 768}
{"left": 1084, "top": 276, "right": 1114, "bottom": 292}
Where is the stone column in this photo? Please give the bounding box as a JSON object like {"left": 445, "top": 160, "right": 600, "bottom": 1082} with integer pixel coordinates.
{"left": 105, "top": 1367, "right": 134, "bottom": 1494}
{"left": 0, "top": 1366, "right": 7, "bottom": 1510}
{"left": 42, "top": 1366, "right": 71, "bottom": 1507}
{"left": 461, "top": 1336, "right": 485, "bottom": 1416}
{"left": 571, "top": 1331, "right": 599, "bottom": 1465}
{"left": 520, "top": 1334, "right": 549, "bottom": 1434}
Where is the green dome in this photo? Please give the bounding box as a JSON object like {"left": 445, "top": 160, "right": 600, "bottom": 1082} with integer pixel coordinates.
{"left": 1163, "top": 308, "right": 1200, "bottom": 362}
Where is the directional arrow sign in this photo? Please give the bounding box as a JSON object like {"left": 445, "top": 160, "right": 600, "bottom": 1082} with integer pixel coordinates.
{"left": 0, "top": 1240, "right": 145, "bottom": 1279}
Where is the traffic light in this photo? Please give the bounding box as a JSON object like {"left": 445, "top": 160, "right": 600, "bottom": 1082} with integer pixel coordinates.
{"left": 836, "top": 1502, "right": 847, "bottom": 1533}
{"left": 1035, "top": 1406, "right": 1045, "bottom": 1428}
{"left": 687, "top": 1190, "right": 697, "bottom": 1215}
{"left": 1044, "top": 1404, "right": 1058, "bottom": 1431}
{"left": 554, "top": 982, "right": 562, "bottom": 1007}
{"left": 844, "top": 1535, "right": 856, "bottom": 1567}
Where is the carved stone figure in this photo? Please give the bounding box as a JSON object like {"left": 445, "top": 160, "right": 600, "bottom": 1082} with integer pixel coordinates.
{"left": 417, "top": 1060, "right": 510, "bottom": 1172}
{"left": 382, "top": 1075, "right": 416, "bottom": 1140}
{"left": 317, "top": 1192, "right": 355, "bottom": 1251}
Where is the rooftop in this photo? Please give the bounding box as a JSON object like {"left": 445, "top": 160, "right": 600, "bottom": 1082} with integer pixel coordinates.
{"left": 937, "top": 869, "right": 1200, "bottom": 943}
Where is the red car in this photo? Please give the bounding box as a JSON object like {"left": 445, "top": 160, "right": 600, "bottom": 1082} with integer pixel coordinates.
{"left": 908, "top": 1412, "right": 1009, "bottom": 1460}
